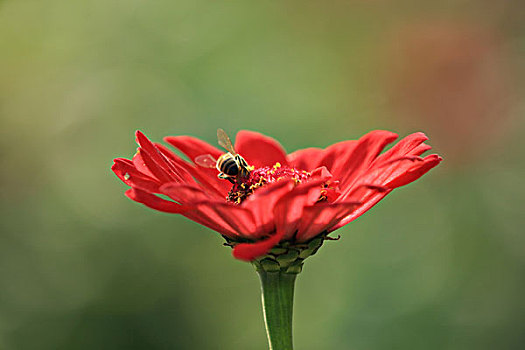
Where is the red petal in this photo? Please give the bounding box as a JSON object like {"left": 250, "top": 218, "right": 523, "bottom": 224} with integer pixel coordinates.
{"left": 137, "top": 148, "right": 180, "bottom": 183}
{"left": 153, "top": 143, "right": 198, "bottom": 185}
{"left": 338, "top": 156, "right": 423, "bottom": 201}
{"left": 191, "top": 202, "right": 257, "bottom": 238}
{"left": 329, "top": 190, "right": 391, "bottom": 231}
{"left": 232, "top": 231, "right": 285, "bottom": 262}
{"left": 335, "top": 130, "right": 398, "bottom": 190}
{"left": 330, "top": 154, "right": 442, "bottom": 231}
{"left": 136, "top": 131, "right": 185, "bottom": 183}
{"left": 235, "top": 130, "right": 288, "bottom": 168}
{"left": 385, "top": 154, "right": 442, "bottom": 189}
{"left": 176, "top": 207, "right": 240, "bottom": 239}
{"left": 273, "top": 177, "right": 328, "bottom": 240}
{"left": 287, "top": 147, "right": 324, "bottom": 171}
{"left": 296, "top": 201, "right": 361, "bottom": 241}
{"left": 164, "top": 135, "right": 231, "bottom": 194}
{"left": 156, "top": 143, "right": 226, "bottom": 198}
{"left": 242, "top": 179, "right": 295, "bottom": 233}
{"left": 125, "top": 188, "right": 188, "bottom": 214}
{"left": 164, "top": 135, "right": 222, "bottom": 161}
{"left": 348, "top": 154, "right": 441, "bottom": 194}
{"left": 310, "top": 166, "right": 333, "bottom": 180}
{"left": 190, "top": 167, "right": 231, "bottom": 197}
{"left": 160, "top": 183, "right": 213, "bottom": 204}
{"left": 318, "top": 140, "right": 357, "bottom": 178}
{"left": 132, "top": 150, "right": 156, "bottom": 178}
{"left": 160, "top": 181, "right": 258, "bottom": 236}
{"left": 112, "top": 158, "right": 161, "bottom": 193}
{"left": 338, "top": 183, "right": 387, "bottom": 203}
{"left": 411, "top": 143, "right": 432, "bottom": 157}
{"left": 373, "top": 132, "right": 429, "bottom": 165}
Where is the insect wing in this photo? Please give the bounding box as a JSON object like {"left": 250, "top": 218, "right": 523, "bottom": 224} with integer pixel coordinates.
{"left": 195, "top": 154, "right": 217, "bottom": 168}
{"left": 217, "top": 128, "right": 236, "bottom": 154}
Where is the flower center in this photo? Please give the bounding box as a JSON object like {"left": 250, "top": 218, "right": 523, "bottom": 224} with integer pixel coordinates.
{"left": 227, "top": 163, "right": 311, "bottom": 204}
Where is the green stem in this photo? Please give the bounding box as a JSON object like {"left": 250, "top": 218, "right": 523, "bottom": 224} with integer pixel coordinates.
{"left": 257, "top": 270, "right": 297, "bottom": 350}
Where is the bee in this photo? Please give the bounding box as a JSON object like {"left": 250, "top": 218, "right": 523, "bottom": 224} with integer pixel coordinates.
{"left": 195, "top": 128, "right": 251, "bottom": 184}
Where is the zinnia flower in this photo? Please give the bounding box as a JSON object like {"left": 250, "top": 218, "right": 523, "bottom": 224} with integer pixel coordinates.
{"left": 111, "top": 129, "right": 442, "bottom": 264}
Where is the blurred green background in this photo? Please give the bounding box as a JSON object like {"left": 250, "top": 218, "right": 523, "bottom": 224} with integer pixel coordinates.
{"left": 1, "top": 0, "right": 524, "bottom": 349}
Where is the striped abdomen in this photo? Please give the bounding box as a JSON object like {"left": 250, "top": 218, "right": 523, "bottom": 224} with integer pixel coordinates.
{"left": 217, "top": 153, "right": 239, "bottom": 176}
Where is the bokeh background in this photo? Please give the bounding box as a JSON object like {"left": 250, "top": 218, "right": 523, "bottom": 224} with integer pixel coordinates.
{"left": 1, "top": 0, "right": 524, "bottom": 349}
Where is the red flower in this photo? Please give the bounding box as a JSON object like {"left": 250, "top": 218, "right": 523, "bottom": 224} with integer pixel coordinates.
{"left": 112, "top": 130, "right": 442, "bottom": 261}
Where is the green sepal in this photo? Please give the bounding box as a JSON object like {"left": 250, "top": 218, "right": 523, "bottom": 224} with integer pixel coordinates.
{"left": 260, "top": 258, "right": 280, "bottom": 272}
{"left": 276, "top": 249, "right": 299, "bottom": 267}
{"left": 270, "top": 247, "right": 288, "bottom": 255}
{"left": 307, "top": 237, "right": 323, "bottom": 250}
{"left": 285, "top": 260, "right": 303, "bottom": 274}
{"left": 299, "top": 247, "right": 315, "bottom": 259}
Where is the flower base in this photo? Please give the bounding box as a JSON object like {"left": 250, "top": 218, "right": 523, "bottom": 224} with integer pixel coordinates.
{"left": 248, "top": 234, "right": 327, "bottom": 274}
